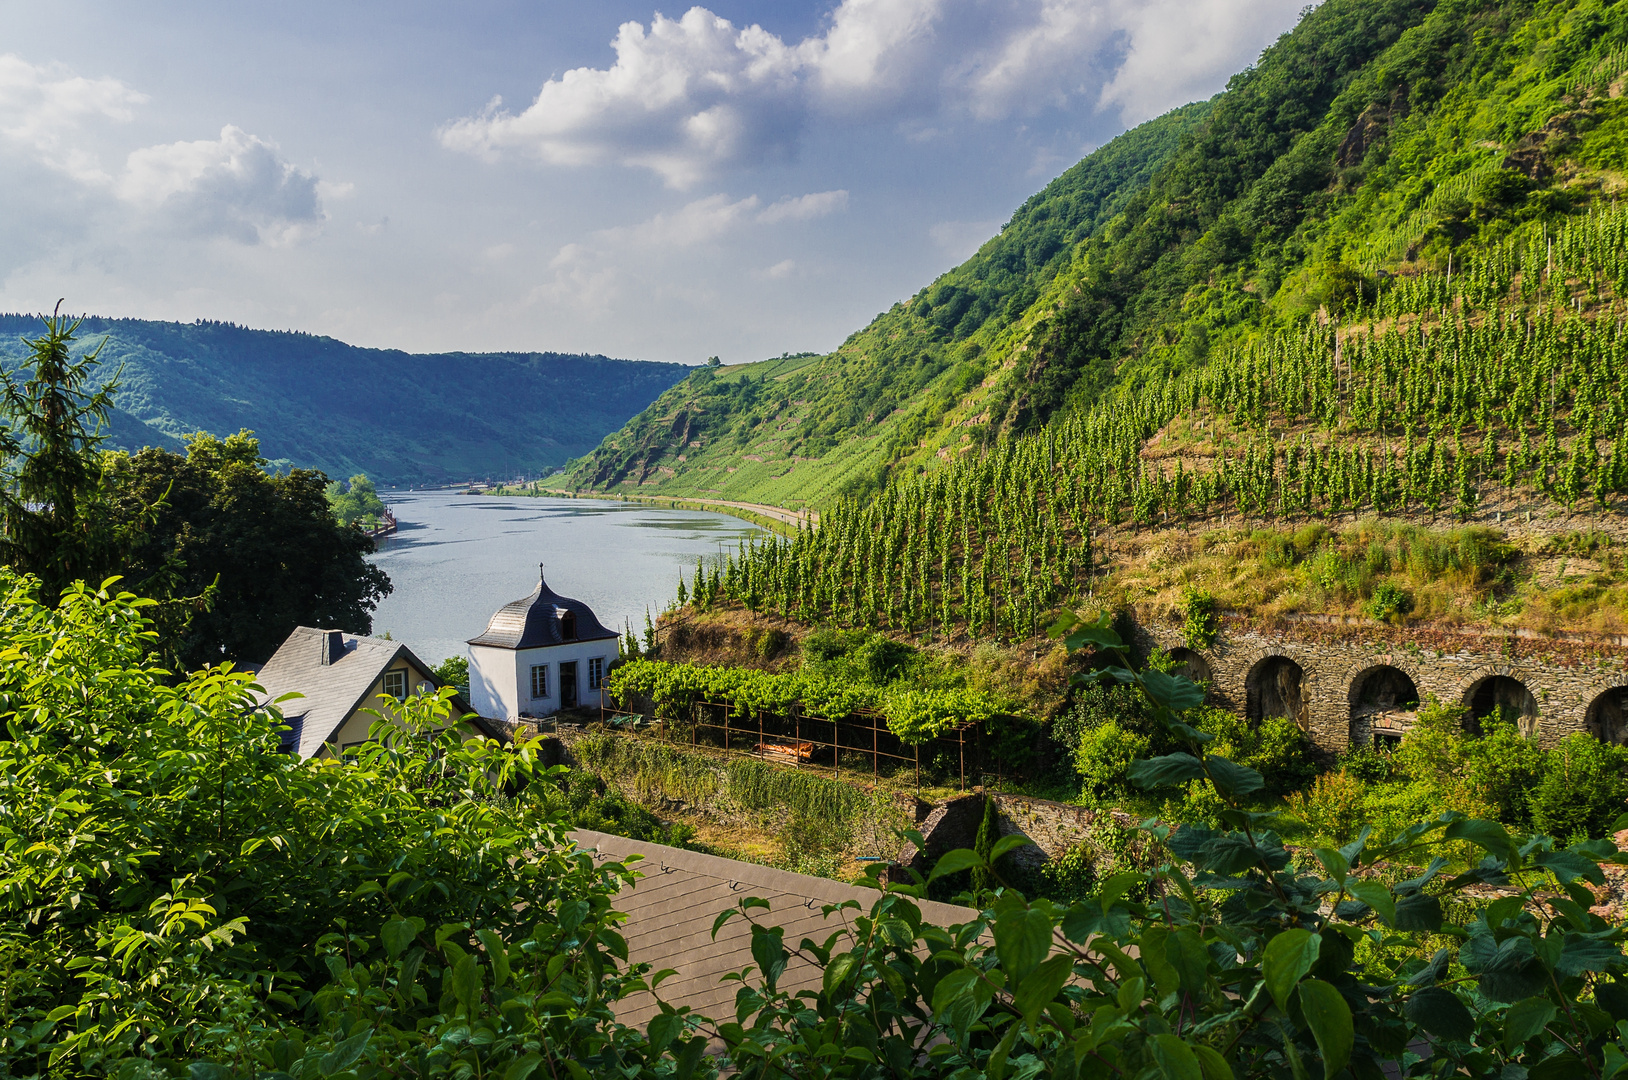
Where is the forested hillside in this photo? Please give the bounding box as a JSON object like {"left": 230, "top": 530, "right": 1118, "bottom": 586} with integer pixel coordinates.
{"left": 0, "top": 315, "right": 688, "bottom": 486}
{"left": 624, "top": 0, "right": 1628, "bottom": 644}
{"left": 568, "top": 0, "right": 1628, "bottom": 512}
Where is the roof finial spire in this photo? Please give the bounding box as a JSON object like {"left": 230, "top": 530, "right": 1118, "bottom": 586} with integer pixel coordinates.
{"left": 539, "top": 561, "right": 546, "bottom": 583}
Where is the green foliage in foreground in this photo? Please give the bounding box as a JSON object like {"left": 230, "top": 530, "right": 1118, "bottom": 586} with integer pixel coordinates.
{"left": 605, "top": 657, "right": 1012, "bottom": 743}
{"left": 10, "top": 572, "right": 1628, "bottom": 1078}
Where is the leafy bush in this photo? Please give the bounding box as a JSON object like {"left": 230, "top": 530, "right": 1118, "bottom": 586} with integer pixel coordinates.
{"left": 1073, "top": 718, "right": 1151, "bottom": 803}
{"left": 1529, "top": 733, "right": 1628, "bottom": 841}
{"left": 1284, "top": 770, "right": 1368, "bottom": 842}
{"left": 1179, "top": 585, "right": 1218, "bottom": 649}
{"left": 1364, "top": 579, "right": 1415, "bottom": 623}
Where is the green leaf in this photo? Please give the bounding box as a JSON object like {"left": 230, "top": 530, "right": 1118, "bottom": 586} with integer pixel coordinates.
{"left": 1347, "top": 880, "right": 1396, "bottom": 926}
{"left": 318, "top": 1030, "right": 372, "bottom": 1077}
{"left": 380, "top": 918, "right": 418, "bottom": 959}
{"left": 1443, "top": 818, "right": 1516, "bottom": 861}
{"left": 1394, "top": 893, "right": 1442, "bottom": 932}
{"left": 1128, "top": 753, "right": 1207, "bottom": 789}
{"left": 505, "top": 1053, "right": 545, "bottom": 1080}
{"left": 928, "top": 849, "right": 983, "bottom": 882}
{"left": 1013, "top": 954, "right": 1073, "bottom": 1022}
{"left": 1192, "top": 1044, "right": 1234, "bottom": 1080}
{"left": 1141, "top": 670, "right": 1207, "bottom": 712}
{"left": 1503, "top": 996, "right": 1557, "bottom": 1050}
{"left": 475, "top": 928, "right": 510, "bottom": 987}
{"left": 647, "top": 1011, "right": 684, "bottom": 1053}
{"left": 1150, "top": 1033, "right": 1203, "bottom": 1080}
{"left": 1404, "top": 987, "right": 1474, "bottom": 1042}
{"left": 750, "top": 925, "right": 786, "bottom": 989}
{"left": 1263, "top": 929, "right": 1319, "bottom": 1011}
{"left": 824, "top": 952, "right": 859, "bottom": 997}
{"left": 1298, "top": 979, "right": 1352, "bottom": 1080}
{"left": 1204, "top": 756, "right": 1264, "bottom": 798}
{"left": 450, "top": 951, "right": 481, "bottom": 1012}
{"left": 990, "top": 833, "right": 1035, "bottom": 862}
{"left": 994, "top": 904, "right": 1054, "bottom": 983}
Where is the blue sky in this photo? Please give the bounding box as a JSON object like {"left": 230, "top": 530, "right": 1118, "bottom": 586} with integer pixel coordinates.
{"left": 0, "top": 0, "right": 1309, "bottom": 363}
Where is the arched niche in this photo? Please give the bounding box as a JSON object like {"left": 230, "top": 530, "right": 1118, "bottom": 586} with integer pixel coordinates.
{"left": 1348, "top": 665, "right": 1420, "bottom": 749}
{"left": 1165, "top": 647, "right": 1213, "bottom": 689}
{"left": 1246, "top": 655, "right": 1307, "bottom": 729}
{"left": 1463, "top": 675, "right": 1539, "bottom": 738}
{"left": 1586, "top": 687, "right": 1628, "bottom": 745}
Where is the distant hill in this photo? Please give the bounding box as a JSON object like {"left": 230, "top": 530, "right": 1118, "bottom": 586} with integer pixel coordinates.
{"left": 0, "top": 316, "right": 689, "bottom": 486}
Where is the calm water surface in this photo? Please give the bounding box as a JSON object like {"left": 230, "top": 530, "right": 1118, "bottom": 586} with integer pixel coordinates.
{"left": 368, "top": 491, "right": 764, "bottom": 666}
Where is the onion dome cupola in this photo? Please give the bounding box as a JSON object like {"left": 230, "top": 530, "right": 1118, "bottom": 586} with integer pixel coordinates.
{"left": 467, "top": 564, "right": 618, "bottom": 649}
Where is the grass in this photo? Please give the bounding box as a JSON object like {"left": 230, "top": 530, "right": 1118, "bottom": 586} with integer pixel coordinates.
{"left": 1093, "top": 517, "right": 1628, "bottom": 635}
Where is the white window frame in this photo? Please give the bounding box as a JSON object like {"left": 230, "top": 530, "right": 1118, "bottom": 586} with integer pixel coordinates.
{"left": 382, "top": 669, "right": 408, "bottom": 700}
{"left": 587, "top": 656, "right": 605, "bottom": 691}
{"left": 530, "top": 664, "right": 549, "bottom": 699}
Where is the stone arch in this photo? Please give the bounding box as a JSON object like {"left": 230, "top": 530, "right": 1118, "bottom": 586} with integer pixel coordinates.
{"left": 1246, "top": 654, "right": 1308, "bottom": 729}
{"left": 1461, "top": 672, "right": 1539, "bottom": 738}
{"left": 1585, "top": 684, "right": 1628, "bottom": 745}
{"left": 1348, "top": 665, "right": 1421, "bottom": 748}
{"left": 1165, "top": 647, "right": 1214, "bottom": 688}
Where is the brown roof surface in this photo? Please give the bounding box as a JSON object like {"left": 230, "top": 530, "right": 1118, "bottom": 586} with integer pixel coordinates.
{"left": 571, "top": 830, "right": 975, "bottom": 1029}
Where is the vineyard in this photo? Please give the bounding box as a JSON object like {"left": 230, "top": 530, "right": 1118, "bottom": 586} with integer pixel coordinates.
{"left": 681, "top": 208, "right": 1628, "bottom": 643}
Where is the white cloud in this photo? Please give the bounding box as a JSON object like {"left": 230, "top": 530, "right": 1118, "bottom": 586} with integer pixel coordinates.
{"left": 0, "top": 52, "right": 146, "bottom": 182}
{"left": 441, "top": 0, "right": 1311, "bottom": 186}
{"left": 1098, "top": 0, "right": 1310, "bottom": 123}
{"left": 759, "top": 258, "right": 797, "bottom": 279}
{"left": 118, "top": 125, "right": 326, "bottom": 244}
{"left": 757, "top": 189, "right": 847, "bottom": 224}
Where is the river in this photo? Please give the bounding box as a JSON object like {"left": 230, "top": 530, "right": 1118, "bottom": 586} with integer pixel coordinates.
{"left": 367, "top": 491, "right": 765, "bottom": 667}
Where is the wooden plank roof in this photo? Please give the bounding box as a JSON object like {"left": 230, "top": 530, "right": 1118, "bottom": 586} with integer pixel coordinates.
{"left": 571, "top": 830, "right": 975, "bottom": 1029}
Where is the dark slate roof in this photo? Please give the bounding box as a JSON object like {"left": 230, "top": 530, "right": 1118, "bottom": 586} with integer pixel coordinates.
{"left": 467, "top": 565, "right": 618, "bottom": 649}
{"left": 571, "top": 830, "right": 974, "bottom": 1029}
{"left": 254, "top": 626, "right": 497, "bottom": 758}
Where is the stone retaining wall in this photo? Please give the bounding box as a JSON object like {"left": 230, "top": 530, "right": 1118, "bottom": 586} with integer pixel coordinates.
{"left": 1134, "top": 617, "right": 1628, "bottom": 756}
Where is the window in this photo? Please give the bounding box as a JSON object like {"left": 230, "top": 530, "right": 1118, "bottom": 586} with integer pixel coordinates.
{"left": 530, "top": 664, "right": 548, "bottom": 699}
{"left": 560, "top": 611, "right": 578, "bottom": 640}
{"left": 382, "top": 669, "right": 407, "bottom": 700}
{"left": 588, "top": 656, "right": 604, "bottom": 691}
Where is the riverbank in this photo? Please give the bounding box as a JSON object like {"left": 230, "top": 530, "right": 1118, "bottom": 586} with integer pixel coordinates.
{"left": 521, "top": 487, "right": 815, "bottom": 537}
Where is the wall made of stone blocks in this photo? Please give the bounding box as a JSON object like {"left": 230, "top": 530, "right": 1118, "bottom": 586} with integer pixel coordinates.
{"left": 1133, "top": 617, "right": 1628, "bottom": 757}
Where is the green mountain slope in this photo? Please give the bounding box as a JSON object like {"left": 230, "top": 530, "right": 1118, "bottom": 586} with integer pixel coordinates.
{"left": 0, "top": 316, "right": 688, "bottom": 486}
{"left": 570, "top": 0, "right": 1628, "bottom": 510}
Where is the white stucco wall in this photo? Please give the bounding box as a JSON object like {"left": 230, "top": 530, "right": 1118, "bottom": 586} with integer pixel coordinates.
{"left": 468, "top": 638, "right": 618, "bottom": 720}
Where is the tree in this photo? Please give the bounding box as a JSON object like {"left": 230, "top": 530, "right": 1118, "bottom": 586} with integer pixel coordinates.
{"left": 0, "top": 306, "right": 138, "bottom": 601}
{"left": 326, "top": 472, "right": 387, "bottom": 527}
{"left": 104, "top": 431, "right": 392, "bottom": 668}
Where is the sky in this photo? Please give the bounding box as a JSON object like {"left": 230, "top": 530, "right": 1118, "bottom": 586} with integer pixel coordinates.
{"left": 0, "top": 0, "right": 1312, "bottom": 364}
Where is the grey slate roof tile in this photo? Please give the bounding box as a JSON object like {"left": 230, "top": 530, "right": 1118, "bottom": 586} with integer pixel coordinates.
{"left": 254, "top": 626, "right": 493, "bottom": 758}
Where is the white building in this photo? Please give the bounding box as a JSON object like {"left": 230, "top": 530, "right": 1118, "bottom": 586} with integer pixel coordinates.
{"left": 467, "top": 565, "right": 620, "bottom": 721}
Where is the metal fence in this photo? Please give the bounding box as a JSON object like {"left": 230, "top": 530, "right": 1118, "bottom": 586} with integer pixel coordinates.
{"left": 598, "top": 696, "right": 989, "bottom": 791}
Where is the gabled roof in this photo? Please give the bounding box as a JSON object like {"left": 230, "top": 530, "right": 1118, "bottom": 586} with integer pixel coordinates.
{"left": 467, "top": 565, "right": 618, "bottom": 650}
{"left": 254, "top": 626, "right": 497, "bottom": 758}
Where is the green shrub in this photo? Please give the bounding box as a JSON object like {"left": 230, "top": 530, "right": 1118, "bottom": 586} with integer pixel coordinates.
{"left": 1460, "top": 719, "right": 1545, "bottom": 829}
{"left": 1284, "top": 770, "right": 1368, "bottom": 842}
{"left": 1074, "top": 718, "right": 1151, "bottom": 803}
{"left": 1529, "top": 733, "right": 1628, "bottom": 840}
{"left": 1338, "top": 741, "right": 1395, "bottom": 783}
{"left": 1197, "top": 709, "right": 1316, "bottom": 797}
{"left": 1179, "top": 586, "right": 1218, "bottom": 649}
{"left": 1364, "top": 580, "right": 1414, "bottom": 623}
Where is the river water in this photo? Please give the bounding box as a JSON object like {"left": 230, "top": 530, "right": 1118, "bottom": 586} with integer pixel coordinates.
{"left": 367, "top": 491, "right": 764, "bottom": 667}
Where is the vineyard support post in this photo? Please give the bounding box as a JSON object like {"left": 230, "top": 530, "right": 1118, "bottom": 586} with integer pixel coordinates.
{"left": 914, "top": 743, "right": 920, "bottom": 790}
{"left": 872, "top": 717, "right": 878, "bottom": 782}
{"left": 959, "top": 728, "right": 966, "bottom": 792}
{"left": 795, "top": 710, "right": 802, "bottom": 771}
